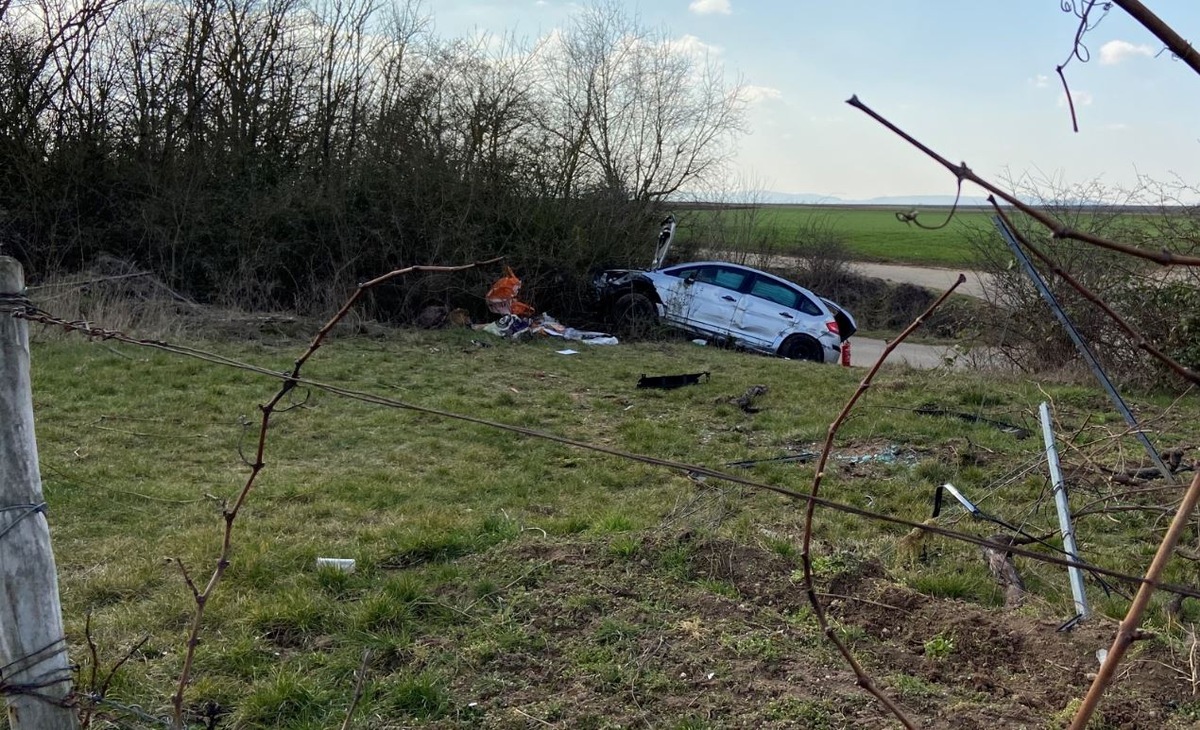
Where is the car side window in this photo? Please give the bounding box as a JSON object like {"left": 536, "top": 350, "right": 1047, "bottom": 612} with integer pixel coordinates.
{"left": 670, "top": 266, "right": 699, "bottom": 280}
{"left": 696, "top": 266, "right": 748, "bottom": 292}
{"left": 750, "top": 277, "right": 800, "bottom": 309}
{"left": 795, "top": 294, "right": 822, "bottom": 316}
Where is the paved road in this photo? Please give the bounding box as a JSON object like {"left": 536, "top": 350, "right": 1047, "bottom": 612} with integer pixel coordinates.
{"left": 848, "top": 336, "right": 965, "bottom": 370}
{"left": 852, "top": 262, "right": 993, "bottom": 300}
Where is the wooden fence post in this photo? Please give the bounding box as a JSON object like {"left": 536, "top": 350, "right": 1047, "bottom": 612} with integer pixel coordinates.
{"left": 0, "top": 257, "right": 78, "bottom": 729}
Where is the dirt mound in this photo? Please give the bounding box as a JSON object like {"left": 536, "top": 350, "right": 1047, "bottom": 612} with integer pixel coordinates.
{"left": 421, "top": 535, "right": 1197, "bottom": 729}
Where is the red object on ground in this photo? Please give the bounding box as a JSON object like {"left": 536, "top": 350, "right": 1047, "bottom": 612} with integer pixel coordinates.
{"left": 486, "top": 266, "right": 535, "bottom": 317}
{"left": 840, "top": 339, "right": 851, "bottom": 367}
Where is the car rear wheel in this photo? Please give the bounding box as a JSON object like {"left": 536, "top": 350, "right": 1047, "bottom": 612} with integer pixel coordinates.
{"left": 613, "top": 293, "right": 657, "bottom": 338}
{"left": 779, "top": 334, "right": 823, "bottom": 363}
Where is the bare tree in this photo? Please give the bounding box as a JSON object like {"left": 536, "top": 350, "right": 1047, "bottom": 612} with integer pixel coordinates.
{"left": 538, "top": 1, "right": 745, "bottom": 201}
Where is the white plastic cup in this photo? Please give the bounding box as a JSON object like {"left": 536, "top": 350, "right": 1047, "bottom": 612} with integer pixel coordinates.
{"left": 315, "top": 557, "right": 356, "bottom": 573}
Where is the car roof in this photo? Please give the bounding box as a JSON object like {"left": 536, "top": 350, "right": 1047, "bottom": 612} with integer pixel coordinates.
{"left": 660, "top": 261, "right": 818, "bottom": 293}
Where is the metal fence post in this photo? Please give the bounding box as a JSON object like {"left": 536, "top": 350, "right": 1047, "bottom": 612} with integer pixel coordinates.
{"left": 0, "top": 257, "right": 78, "bottom": 729}
{"left": 993, "top": 216, "right": 1175, "bottom": 482}
{"left": 1040, "top": 402, "right": 1090, "bottom": 619}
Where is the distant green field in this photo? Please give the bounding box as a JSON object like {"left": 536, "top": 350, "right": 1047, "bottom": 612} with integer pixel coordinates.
{"left": 674, "top": 205, "right": 999, "bottom": 267}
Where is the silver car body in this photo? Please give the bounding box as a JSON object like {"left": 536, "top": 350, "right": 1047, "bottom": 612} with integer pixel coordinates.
{"left": 643, "top": 261, "right": 854, "bottom": 363}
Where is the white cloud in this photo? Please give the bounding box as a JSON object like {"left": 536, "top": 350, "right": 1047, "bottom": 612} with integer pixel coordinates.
{"left": 1058, "top": 90, "right": 1093, "bottom": 108}
{"left": 688, "top": 0, "right": 732, "bottom": 15}
{"left": 665, "top": 34, "right": 723, "bottom": 57}
{"left": 743, "top": 85, "right": 782, "bottom": 104}
{"left": 1099, "top": 39, "right": 1155, "bottom": 65}
{"left": 1031, "top": 74, "right": 1050, "bottom": 89}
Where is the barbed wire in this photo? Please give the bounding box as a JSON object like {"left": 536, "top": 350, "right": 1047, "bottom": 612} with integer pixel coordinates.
{"left": 0, "top": 637, "right": 74, "bottom": 710}
{"left": 0, "top": 502, "right": 48, "bottom": 542}
{"left": 0, "top": 290, "right": 33, "bottom": 314}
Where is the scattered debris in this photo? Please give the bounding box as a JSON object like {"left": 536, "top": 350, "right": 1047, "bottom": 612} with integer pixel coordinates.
{"left": 315, "top": 557, "right": 356, "bottom": 573}
{"left": 637, "top": 372, "right": 711, "bottom": 390}
{"left": 725, "top": 452, "right": 817, "bottom": 468}
{"left": 485, "top": 266, "right": 534, "bottom": 317}
{"left": 1103, "top": 446, "right": 1194, "bottom": 485}
{"left": 556, "top": 349, "right": 579, "bottom": 356}
{"left": 914, "top": 404, "right": 1031, "bottom": 439}
{"left": 725, "top": 444, "right": 920, "bottom": 469}
{"left": 479, "top": 312, "right": 618, "bottom": 345}
{"left": 729, "top": 384, "right": 768, "bottom": 413}
{"left": 482, "top": 314, "right": 531, "bottom": 340}
{"left": 932, "top": 482, "right": 981, "bottom": 518}
{"left": 836, "top": 444, "right": 919, "bottom": 466}
{"left": 533, "top": 313, "right": 618, "bottom": 345}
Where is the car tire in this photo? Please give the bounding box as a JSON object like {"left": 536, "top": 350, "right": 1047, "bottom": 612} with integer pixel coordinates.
{"left": 613, "top": 292, "right": 657, "bottom": 338}
{"left": 779, "top": 334, "right": 823, "bottom": 363}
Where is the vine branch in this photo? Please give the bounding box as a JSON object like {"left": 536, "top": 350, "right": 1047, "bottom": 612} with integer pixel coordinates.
{"left": 799, "top": 273, "right": 966, "bottom": 730}
{"left": 167, "top": 258, "right": 502, "bottom": 728}
{"left": 845, "top": 95, "right": 1200, "bottom": 267}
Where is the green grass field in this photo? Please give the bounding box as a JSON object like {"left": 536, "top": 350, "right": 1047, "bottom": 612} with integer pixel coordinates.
{"left": 675, "top": 205, "right": 994, "bottom": 267}
{"left": 17, "top": 321, "right": 1200, "bottom": 728}
{"left": 672, "top": 203, "right": 1186, "bottom": 269}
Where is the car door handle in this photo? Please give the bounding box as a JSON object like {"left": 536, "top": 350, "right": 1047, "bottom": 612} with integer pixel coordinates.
{"left": 779, "top": 312, "right": 794, "bottom": 319}
{"left": 721, "top": 295, "right": 736, "bottom": 302}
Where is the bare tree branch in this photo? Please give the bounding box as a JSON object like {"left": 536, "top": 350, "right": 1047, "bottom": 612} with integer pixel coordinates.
{"left": 1070, "top": 471, "right": 1200, "bottom": 730}
{"left": 846, "top": 95, "right": 1200, "bottom": 267}
{"left": 1113, "top": 0, "right": 1200, "bottom": 78}
{"left": 798, "top": 273, "right": 966, "bottom": 730}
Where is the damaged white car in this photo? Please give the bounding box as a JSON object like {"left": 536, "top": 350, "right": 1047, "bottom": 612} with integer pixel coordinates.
{"left": 594, "top": 217, "right": 856, "bottom": 363}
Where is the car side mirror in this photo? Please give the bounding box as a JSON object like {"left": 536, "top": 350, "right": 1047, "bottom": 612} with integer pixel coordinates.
{"left": 683, "top": 272, "right": 697, "bottom": 285}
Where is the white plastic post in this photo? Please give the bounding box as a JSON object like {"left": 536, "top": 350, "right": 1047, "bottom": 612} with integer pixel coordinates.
{"left": 0, "top": 257, "right": 78, "bottom": 728}
{"left": 1040, "top": 401, "right": 1090, "bottom": 619}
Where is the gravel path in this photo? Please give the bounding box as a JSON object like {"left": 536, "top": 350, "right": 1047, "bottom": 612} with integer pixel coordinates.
{"left": 851, "top": 262, "right": 993, "bottom": 300}
{"left": 848, "top": 337, "right": 966, "bottom": 370}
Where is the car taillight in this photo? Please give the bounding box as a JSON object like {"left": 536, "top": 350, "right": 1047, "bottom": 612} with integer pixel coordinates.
{"left": 825, "top": 320, "right": 839, "bottom": 335}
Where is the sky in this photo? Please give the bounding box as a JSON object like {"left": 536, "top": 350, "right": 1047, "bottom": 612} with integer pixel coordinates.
{"left": 428, "top": 1, "right": 1200, "bottom": 202}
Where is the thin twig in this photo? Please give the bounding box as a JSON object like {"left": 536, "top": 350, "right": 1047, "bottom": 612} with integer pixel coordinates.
{"left": 1055, "top": 0, "right": 1110, "bottom": 132}
{"left": 26, "top": 271, "right": 153, "bottom": 292}
{"left": 339, "top": 649, "right": 372, "bottom": 730}
{"left": 845, "top": 95, "right": 1200, "bottom": 267}
{"left": 799, "top": 273, "right": 966, "bottom": 729}
{"left": 97, "top": 635, "right": 150, "bottom": 699}
{"left": 1070, "top": 470, "right": 1200, "bottom": 729}
{"left": 167, "top": 258, "right": 503, "bottom": 729}
{"left": 992, "top": 201, "right": 1200, "bottom": 385}
{"left": 80, "top": 612, "right": 99, "bottom": 728}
